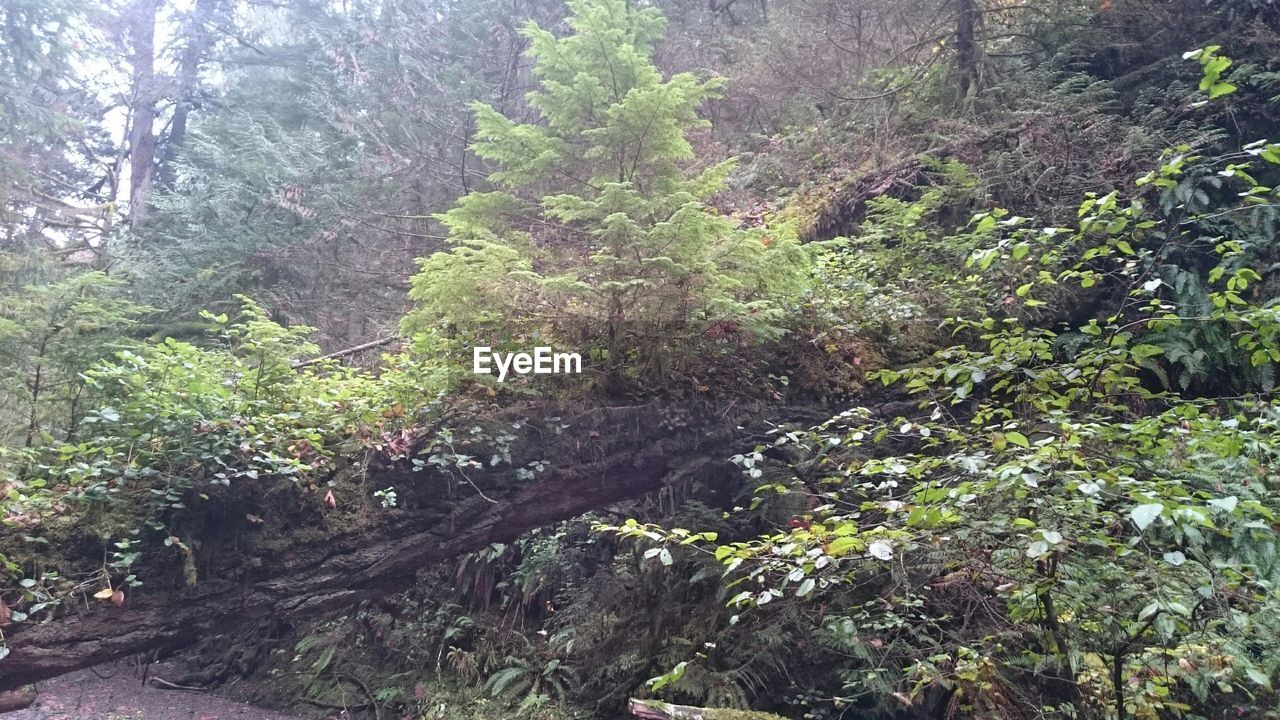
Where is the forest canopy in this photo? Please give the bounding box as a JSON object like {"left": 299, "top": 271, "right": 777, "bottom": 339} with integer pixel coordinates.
{"left": 2, "top": 0, "right": 1280, "bottom": 718}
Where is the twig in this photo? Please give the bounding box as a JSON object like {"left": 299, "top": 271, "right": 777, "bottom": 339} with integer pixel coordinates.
{"left": 88, "top": 663, "right": 119, "bottom": 679}
{"left": 295, "top": 696, "right": 374, "bottom": 710}
{"left": 292, "top": 336, "right": 398, "bottom": 369}
{"left": 337, "top": 673, "right": 382, "bottom": 720}
{"left": 149, "top": 676, "right": 209, "bottom": 692}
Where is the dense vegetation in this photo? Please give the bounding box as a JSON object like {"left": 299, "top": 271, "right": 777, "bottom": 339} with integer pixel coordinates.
{"left": 2, "top": 0, "right": 1280, "bottom": 718}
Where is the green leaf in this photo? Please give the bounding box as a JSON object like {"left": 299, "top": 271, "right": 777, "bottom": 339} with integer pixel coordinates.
{"left": 647, "top": 661, "right": 688, "bottom": 692}
{"left": 1207, "top": 496, "right": 1238, "bottom": 513}
{"left": 1207, "top": 82, "right": 1237, "bottom": 99}
{"left": 1139, "top": 601, "right": 1160, "bottom": 621}
{"left": 797, "top": 578, "right": 816, "bottom": 597}
{"left": 828, "top": 537, "right": 859, "bottom": 557}
{"left": 1245, "top": 667, "right": 1272, "bottom": 690}
{"left": 1129, "top": 503, "right": 1164, "bottom": 531}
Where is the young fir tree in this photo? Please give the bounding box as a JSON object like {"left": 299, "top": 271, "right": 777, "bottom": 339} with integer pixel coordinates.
{"left": 402, "top": 0, "right": 806, "bottom": 389}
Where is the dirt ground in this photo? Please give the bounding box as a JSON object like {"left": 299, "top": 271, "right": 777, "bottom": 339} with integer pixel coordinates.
{"left": 3, "top": 662, "right": 312, "bottom": 720}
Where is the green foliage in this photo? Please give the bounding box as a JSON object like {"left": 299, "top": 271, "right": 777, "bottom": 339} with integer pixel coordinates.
{"left": 483, "top": 656, "right": 577, "bottom": 711}
{"left": 9, "top": 3, "right": 1280, "bottom": 719}
{"left": 121, "top": 103, "right": 346, "bottom": 316}
{"left": 1184, "top": 45, "right": 1239, "bottom": 102}
{"left": 1, "top": 297, "right": 444, "bottom": 619}
{"left": 0, "top": 264, "right": 145, "bottom": 449}
{"left": 604, "top": 130, "right": 1280, "bottom": 718}
{"left": 403, "top": 0, "right": 809, "bottom": 390}
{"left": 0, "top": 1, "right": 113, "bottom": 252}
{"left": 805, "top": 159, "right": 989, "bottom": 365}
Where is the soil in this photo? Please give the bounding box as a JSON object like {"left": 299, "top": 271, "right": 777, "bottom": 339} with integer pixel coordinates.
{"left": 2, "top": 662, "right": 311, "bottom": 720}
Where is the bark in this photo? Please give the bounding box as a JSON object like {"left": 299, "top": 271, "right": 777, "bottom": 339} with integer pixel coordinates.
{"left": 953, "top": 0, "right": 980, "bottom": 108}
{"left": 125, "top": 0, "right": 162, "bottom": 230}
{"left": 158, "top": 0, "right": 220, "bottom": 189}
{"left": 0, "top": 687, "right": 36, "bottom": 713}
{"left": 291, "top": 336, "right": 398, "bottom": 369}
{"left": 0, "top": 401, "right": 786, "bottom": 692}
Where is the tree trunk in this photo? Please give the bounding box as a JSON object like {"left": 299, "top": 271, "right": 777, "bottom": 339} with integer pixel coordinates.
{"left": 126, "top": 0, "right": 162, "bottom": 231}
{"left": 953, "top": 0, "right": 980, "bottom": 109}
{"left": 0, "top": 687, "right": 36, "bottom": 713}
{"left": 158, "top": 0, "right": 219, "bottom": 189}
{"left": 0, "top": 400, "right": 796, "bottom": 692}
{"left": 629, "top": 698, "right": 788, "bottom": 720}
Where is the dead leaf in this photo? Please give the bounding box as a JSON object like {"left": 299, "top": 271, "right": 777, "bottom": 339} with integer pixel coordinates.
{"left": 0, "top": 597, "right": 10, "bottom": 626}
{"left": 245, "top": 513, "right": 264, "bottom": 525}
{"left": 110, "top": 590, "right": 125, "bottom": 607}
{"left": 93, "top": 587, "right": 114, "bottom": 600}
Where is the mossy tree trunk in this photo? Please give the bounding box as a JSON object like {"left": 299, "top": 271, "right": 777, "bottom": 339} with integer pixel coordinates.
{"left": 0, "top": 400, "right": 815, "bottom": 692}
{"left": 629, "top": 698, "right": 790, "bottom": 720}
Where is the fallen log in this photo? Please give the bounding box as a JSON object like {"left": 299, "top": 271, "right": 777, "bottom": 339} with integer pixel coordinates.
{"left": 0, "top": 686, "right": 36, "bottom": 712}
{"left": 628, "top": 698, "right": 789, "bottom": 720}
{"left": 0, "top": 399, "right": 788, "bottom": 692}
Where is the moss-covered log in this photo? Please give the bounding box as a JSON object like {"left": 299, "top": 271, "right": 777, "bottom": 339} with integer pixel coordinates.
{"left": 628, "top": 698, "right": 789, "bottom": 720}
{"left": 0, "top": 686, "right": 36, "bottom": 712}
{"left": 0, "top": 400, "right": 812, "bottom": 692}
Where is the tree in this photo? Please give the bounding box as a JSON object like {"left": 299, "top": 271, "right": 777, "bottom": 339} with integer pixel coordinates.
{"left": 0, "top": 266, "right": 144, "bottom": 453}
{"left": 402, "top": 0, "right": 807, "bottom": 391}
{"left": 122, "top": 0, "right": 162, "bottom": 232}
{"left": 607, "top": 130, "right": 1280, "bottom": 718}
{"left": 0, "top": 0, "right": 117, "bottom": 258}
{"left": 120, "top": 0, "right": 566, "bottom": 349}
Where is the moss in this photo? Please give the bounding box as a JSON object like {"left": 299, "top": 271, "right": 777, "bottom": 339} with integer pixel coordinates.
{"left": 700, "top": 709, "right": 789, "bottom": 720}
{"left": 632, "top": 699, "right": 789, "bottom": 720}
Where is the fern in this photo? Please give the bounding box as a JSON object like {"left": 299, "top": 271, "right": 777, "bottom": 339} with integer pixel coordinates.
{"left": 485, "top": 663, "right": 533, "bottom": 698}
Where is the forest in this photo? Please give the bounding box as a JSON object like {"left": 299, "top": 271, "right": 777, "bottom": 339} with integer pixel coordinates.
{"left": 2, "top": 0, "right": 1280, "bottom": 718}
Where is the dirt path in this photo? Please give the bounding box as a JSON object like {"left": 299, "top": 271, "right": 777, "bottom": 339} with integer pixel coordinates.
{"left": 2, "top": 663, "right": 310, "bottom": 720}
